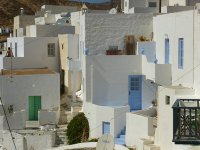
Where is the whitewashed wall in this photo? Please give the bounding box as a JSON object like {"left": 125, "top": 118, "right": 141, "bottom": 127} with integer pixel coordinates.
{"left": 80, "top": 13, "right": 153, "bottom": 55}
{"left": 71, "top": 11, "right": 81, "bottom": 34}
{"left": 58, "top": 34, "right": 81, "bottom": 94}
{"left": 0, "top": 73, "right": 60, "bottom": 121}
{"left": 126, "top": 108, "right": 156, "bottom": 149}
{"left": 84, "top": 102, "right": 129, "bottom": 138}
{"left": 28, "top": 25, "right": 75, "bottom": 37}
{"left": 14, "top": 15, "right": 35, "bottom": 37}
{"left": 154, "top": 11, "right": 194, "bottom": 88}
{"left": 84, "top": 55, "right": 156, "bottom": 108}
{"left": 6, "top": 37, "right": 59, "bottom": 72}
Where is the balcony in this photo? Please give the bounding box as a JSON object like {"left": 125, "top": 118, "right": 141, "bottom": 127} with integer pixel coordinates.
{"left": 172, "top": 99, "right": 200, "bottom": 144}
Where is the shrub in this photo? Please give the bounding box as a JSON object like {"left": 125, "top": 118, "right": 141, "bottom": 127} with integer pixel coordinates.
{"left": 88, "top": 138, "right": 98, "bottom": 142}
{"left": 66, "top": 113, "right": 89, "bottom": 145}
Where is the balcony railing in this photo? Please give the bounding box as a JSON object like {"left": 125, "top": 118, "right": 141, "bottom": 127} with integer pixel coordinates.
{"left": 172, "top": 99, "right": 200, "bottom": 144}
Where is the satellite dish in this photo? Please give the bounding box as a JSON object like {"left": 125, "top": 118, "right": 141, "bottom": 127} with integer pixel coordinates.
{"left": 109, "top": 8, "right": 117, "bottom": 14}
{"left": 96, "top": 134, "right": 114, "bottom": 150}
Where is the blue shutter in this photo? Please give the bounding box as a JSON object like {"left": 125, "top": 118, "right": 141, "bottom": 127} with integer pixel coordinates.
{"left": 178, "top": 38, "right": 184, "bottom": 69}
{"left": 165, "top": 38, "right": 170, "bottom": 64}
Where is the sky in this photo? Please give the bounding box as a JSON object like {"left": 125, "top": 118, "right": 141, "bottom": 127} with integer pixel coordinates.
{"left": 70, "top": 0, "right": 110, "bottom": 4}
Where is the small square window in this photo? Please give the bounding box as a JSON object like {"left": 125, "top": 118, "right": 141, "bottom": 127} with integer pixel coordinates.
{"left": 165, "top": 96, "right": 170, "bottom": 105}
{"left": 48, "top": 43, "right": 55, "bottom": 57}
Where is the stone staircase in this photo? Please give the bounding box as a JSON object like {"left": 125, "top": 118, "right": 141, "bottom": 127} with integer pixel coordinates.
{"left": 55, "top": 128, "right": 67, "bottom": 146}
{"left": 115, "top": 127, "right": 126, "bottom": 145}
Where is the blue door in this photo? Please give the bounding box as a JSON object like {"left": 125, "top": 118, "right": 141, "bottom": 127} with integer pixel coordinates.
{"left": 103, "top": 122, "right": 110, "bottom": 134}
{"left": 128, "top": 75, "right": 142, "bottom": 111}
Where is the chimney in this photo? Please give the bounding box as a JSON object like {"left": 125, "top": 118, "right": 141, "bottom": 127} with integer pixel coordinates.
{"left": 20, "top": 7, "right": 24, "bottom": 15}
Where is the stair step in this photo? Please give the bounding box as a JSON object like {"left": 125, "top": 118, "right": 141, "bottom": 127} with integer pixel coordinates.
{"left": 115, "top": 138, "right": 125, "bottom": 145}
{"left": 120, "top": 135, "right": 125, "bottom": 139}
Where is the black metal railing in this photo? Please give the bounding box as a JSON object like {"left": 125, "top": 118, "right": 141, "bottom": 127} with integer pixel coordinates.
{"left": 172, "top": 99, "right": 200, "bottom": 144}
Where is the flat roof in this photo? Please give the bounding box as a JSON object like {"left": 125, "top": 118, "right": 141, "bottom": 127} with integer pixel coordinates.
{"left": 1, "top": 69, "right": 55, "bottom": 76}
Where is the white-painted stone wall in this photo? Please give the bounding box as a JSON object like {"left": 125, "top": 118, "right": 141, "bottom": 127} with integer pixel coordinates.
{"left": 27, "top": 25, "right": 75, "bottom": 37}
{"left": 126, "top": 108, "right": 156, "bottom": 149}
{"left": 84, "top": 55, "right": 156, "bottom": 108}
{"left": 0, "top": 73, "right": 60, "bottom": 123}
{"left": 137, "top": 41, "right": 156, "bottom": 63}
{"left": 80, "top": 13, "right": 153, "bottom": 55}
{"left": 25, "top": 131, "right": 56, "bottom": 150}
{"left": 84, "top": 102, "right": 129, "bottom": 138}
{"left": 123, "top": 0, "right": 159, "bottom": 13}
{"left": 58, "top": 34, "right": 81, "bottom": 95}
{"left": 0, "top": 110, "right": 26, "bottom": 130}
{"left": 14, "top": 15, "right": 35, "bottom": 37}
{"left": 6, "top": 37, "right": 59, "bottom": 72}
{"left": 41, "top": 5, "right": 79, "bottom": 14}
{"left": 154, "top": 10, "right": 194, "bottom": 88}
{"left": 161, "top": 6, "right": 193, "bottom": 13}
{"left": 71, "top": 11, "right": 81, "bottom": 34}
{"left": 2, "top": 131, "right": 26, "bottom": 150}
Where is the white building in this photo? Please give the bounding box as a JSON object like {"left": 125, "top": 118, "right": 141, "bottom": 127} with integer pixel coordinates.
{"left": 58, "top": 34, "right": 81, "bottom": 95}
{"left": 3, "top": 37, "right": 60, "bottom": 72}
{"left": 122, "top": 0, "right": 160, "bottom": 14}
{"left": 80, "top": 13, "right": 153, "bottom": 56}
{"left": 14, "top": 15, "right": 35, "bottom": 37}
{"left": 125, "top": 7, "right": 200, "bottom": 150}
{"left": 78, "top": 12, "right": 158, "bottom": 145}
{"left": 26, "top": 24, "right": 75, "bottom": 37}
{"left": 0, "top": 69, "right": 60, "bottom": 130}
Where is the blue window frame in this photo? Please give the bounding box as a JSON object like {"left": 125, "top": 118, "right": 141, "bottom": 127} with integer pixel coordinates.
{"left": 165, "top": 38, "right": 170, "bottom": 64}
{"left": 178, "top": 38, "right": 184, "bottom": 69}
{"left": 102, "top": 122, "right": 110, "bottom": 134}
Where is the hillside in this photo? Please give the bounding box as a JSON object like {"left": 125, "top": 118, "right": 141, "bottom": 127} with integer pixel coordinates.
{"left": 0, "top": 0, "right": 111, "bottom": 27}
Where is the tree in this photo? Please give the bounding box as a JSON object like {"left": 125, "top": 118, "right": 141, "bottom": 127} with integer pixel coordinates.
{"left": 66, "top": 113, "right": 89, "bottom": 145}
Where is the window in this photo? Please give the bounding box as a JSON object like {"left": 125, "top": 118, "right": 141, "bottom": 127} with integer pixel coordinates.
{"left": 130, "top": 78, "right": 139, "bottom": 91}
{"left": 165, "top": 96, "right": 170, "bottom": 105}
{"left": 165, "top": 38, "right": 170, "bottom": 64}
{"left": 48, "top": 43, "right": 55, "bottom": 57}
{"left": 15, "top": 42, "right": 17, "bottom": 57}
{"left": 149, "top": 2, "right": 157, "bottom": 7}
{"left": 178, "top": 38, "right": 184, "bottom": 69}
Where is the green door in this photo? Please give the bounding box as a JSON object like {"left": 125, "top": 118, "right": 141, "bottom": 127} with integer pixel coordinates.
{"left": 29, "top": 96, "right": 41, "bottom": 121}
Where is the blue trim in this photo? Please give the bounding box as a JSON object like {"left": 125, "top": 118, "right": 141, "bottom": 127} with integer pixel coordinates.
{"left": 165, "top": 38, "right": 170, "bottom": 64}
{"left": 103, "top": 122, "right": 110, "bottom": 134}
{"left": 178, "top": 38, "right": 184, "bottom": 69}
{"left": 128, "top": 75, "right": 142, "bottom": 111}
